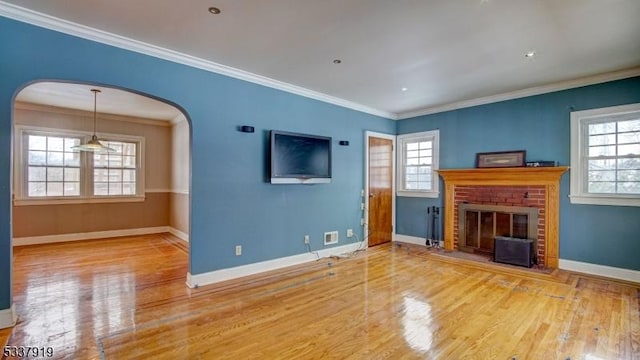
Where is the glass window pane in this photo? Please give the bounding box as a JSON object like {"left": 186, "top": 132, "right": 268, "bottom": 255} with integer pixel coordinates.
{"left": 589, "top": 122, "right": 616, "bottom": 135}
{"left": 588, "top": 182, "right": 616, "bottom": 193}
{"left": 617, "top": 170, "right": 640, "bottom": 182}
{"left": 47, "top": 152, "right": 64, "bottom": 166}
{"left": 407, "top": 150, "right": 419, "bottom": 159}
{"left": 618, "top": 157, "right": 640, "bottom": 170}
{"left": 619, "top": 119, "right": 640, "bottom": 132}
{"left": 406, "top": 142, "right": 419, "bottom": 151}
{"left": 28, "top": 182, "right": 46, "bottom": 197}
{"left": 109, "top": 182, "right": 122, "bottom": 195}
{"left": 108, "top": 155, "right": 123, "bottom": 168}
{"left": 94, "top": 153, "right": 109, "bottom": 167}
{"left": 618, "top": 182, "right": 640, "bottom": 194}
{"left": 28, "top": 151, "right": 46, "bottom": 165}
{"left": 64, "top": 152, "right": 80, "bottom": 166}
{"left": 108, "top": 169, "right": 122, "bottom": 182}
{"left": 589, "top": 145, "right": 616, "bottom": 157}
{"left": 588, "top": 134, "right": 616, "bottom": 146}
{"left": 419, "top": 149, "right": 432, "bottom": 158}
{"left": 618, "top": 132, "right": 640, "bottom": 144}
{"left": 406, "top": 158, "right": 419, "bottom": 166}
{"left": 618, "top": 144, "right": 640, "bottom": 156}
{"left": 28, "top": 167, "right": 46, "bottom": 181}
{"left": 64, "top": 138, "right": 81, "bottom": 152}
{"left": 47, "top": 137, "right": 64, "bottom": 151}
{"left": 47, "top": 168, "right": 63, "bottom": 182}
{"left": 47, "top": 182, "right": 63, "bottom": 196}
{"left": 419, "top": 157, "right": 432, "bottom": 165}
{"left": 28, "top": 135, "right": 47, "bottom": 150}
{"left": 94, "top": 169, "right": 108, "bottom": 182}
{"left": 64, "top": 168, "right": 80, "bottom": 182}
{"left": 122, "top": 183, "right": 135, "bottom": 195}
{"left": 122, "top": 143, "right": 136, "bottom": 156}
{"left": 419, "top": 141, "right": 432, "bottom": 150}
{"left": 588, "top": 159, "right": 616, "bottom": 170}
{"left": 588, "top": 170, "right": 616, "bottom": 182}
{"left": 64, "top": 182, "right": 80, "bottom": 196}
{"left": 94, "top": 183, "right": 108, "bottom": 196}
{"left": 405, "top": 166, "right": 417, "bottom": 174}
{"left": 123, "top": 156, "right": 136, "bottom": 168}
{"left": 123, "top": 169, "right": 136, "bottom": 182}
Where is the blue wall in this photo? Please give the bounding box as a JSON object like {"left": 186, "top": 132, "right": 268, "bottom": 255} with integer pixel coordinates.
{"left": 397, "top": 77, "right": 640, "bottom": 271}
{"left": 0, "top": 17, "right": 395, "bottom": 309}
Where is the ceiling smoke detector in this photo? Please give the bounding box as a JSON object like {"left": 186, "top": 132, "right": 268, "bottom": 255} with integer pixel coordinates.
{"left": 525, "top": 51, "right": 536, "bottom": 58}
{"left": 208, "top": 7, "right": 221, "bottom": 15}
{"left": 333, "top": 59, "right": 342, "bottom": 64}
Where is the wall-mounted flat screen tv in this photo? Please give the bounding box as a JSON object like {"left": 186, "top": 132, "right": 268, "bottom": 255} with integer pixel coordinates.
{"left": 270, "top": 130, "right": 332, "bottom": 184}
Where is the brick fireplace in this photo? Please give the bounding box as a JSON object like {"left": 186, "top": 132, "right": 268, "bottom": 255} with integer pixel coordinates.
{"left": 438, "top": 167, "right": 568, "bottom": 268}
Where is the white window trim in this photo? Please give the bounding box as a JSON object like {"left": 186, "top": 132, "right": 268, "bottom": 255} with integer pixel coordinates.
{"left": 569, "top": 103, "right": 640, "bottom": 207}
{"left": 14, "top": 125, "right": 146, "bottom": 206}
{"left": 396, "top": 130, "right": 440, "bottom": 198}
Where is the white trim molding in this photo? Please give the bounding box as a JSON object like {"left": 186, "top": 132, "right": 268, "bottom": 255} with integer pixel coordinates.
{"left": 168, "top": 227, "right": 189, "bottom": 243}
{"left": 186, "top": 242, "right": 362, "bottom": 288}
{"left": 0, "top": 303, "right": 17, "bottom": 329}
{"left": 392, "top": 234, "right": 427, "bottom": 247}
{"left": 12, "top": 226, "right": 170, "bottom": 246}
{"left": 560, "top": 259, "right": 640, "bottom": 284}
{"left": 0, "top": 2, "right": 394, "bottom": 120}
{"left": 398, "top": 67, "right": 640, "bottom": 119}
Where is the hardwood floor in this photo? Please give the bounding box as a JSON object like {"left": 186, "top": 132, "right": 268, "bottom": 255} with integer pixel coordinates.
{"left": 5, "top": 234, "right": 639, "bottom": 359}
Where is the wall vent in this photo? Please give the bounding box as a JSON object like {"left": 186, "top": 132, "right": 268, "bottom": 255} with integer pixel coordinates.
{"left": 324, "top": 231, "right": 338, "bottom": 245}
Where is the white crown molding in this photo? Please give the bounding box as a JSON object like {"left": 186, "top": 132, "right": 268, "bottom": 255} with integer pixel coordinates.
{"left": 0, "top": 2, "right": 395, "bottom": 120}
{"left": 14, "top": 101, "right": 172, "bottom": 127}
{"left": 560, "top": 259, "right": 640, "bottom": 284}
{"left": 398, "top": 67, "right": 640, "bottom": 120}
{"left": 186, "top": 241, "right": 362, "bottom": 288}
{"left": 12, "top": 226, "right": 170, "bottom": 246}
{"left": 0, "top": 303, "right": 17, "bottom": 329}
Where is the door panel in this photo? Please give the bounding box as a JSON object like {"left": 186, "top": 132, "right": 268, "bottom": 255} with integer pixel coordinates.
{"left": 368, "top": 137, "right": 393, "bottom": 247}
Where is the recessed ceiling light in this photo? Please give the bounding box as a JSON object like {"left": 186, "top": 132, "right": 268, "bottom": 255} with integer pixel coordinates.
{"left": 525, "top": 51, "right": 536, "bottom": 58}
{"left": 208, "top": 7, "right": 221, "bottom": 14}
{"left": 401, "top": 87, "right": 408, "bottom": 92}
{"left": 333, "top": 59, "right": 342, "bottom": 64}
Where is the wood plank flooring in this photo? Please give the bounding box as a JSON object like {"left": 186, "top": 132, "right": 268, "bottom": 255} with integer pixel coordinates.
{"left": 4, "top": 234, "right": 640, "bottom": 359}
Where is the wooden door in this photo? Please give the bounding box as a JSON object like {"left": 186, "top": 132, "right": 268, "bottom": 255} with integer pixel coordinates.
{"left": 368, "top": 136, "right": 393, "bottom": 247}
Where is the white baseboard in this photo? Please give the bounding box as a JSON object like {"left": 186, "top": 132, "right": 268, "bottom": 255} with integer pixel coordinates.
{"left": 393, "top": 234, "right": 427, "bottom": 246}
{"left": 186, "top": 241, "right": 363, "bottom": 288}
{"left": 12, "top": 226, "right": 171, "bottom": 246}
{"left": 168, "top": 227, "right": 189, "bottom": 243}
{"left": 0, "top": 304, "right": 17, "bottom": 329}
{"left": 559, "top": 259, "right": 640, "bottom": 284}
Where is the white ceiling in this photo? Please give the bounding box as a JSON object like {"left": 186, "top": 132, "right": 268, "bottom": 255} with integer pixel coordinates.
{"left": 3, "top": 0, "right": 640, "bottom": 119}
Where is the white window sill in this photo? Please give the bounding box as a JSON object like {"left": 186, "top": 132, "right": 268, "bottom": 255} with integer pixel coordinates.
{"left": 14, "top": 195, "right": 146, "bottom": 206}
{"left": 397, "top": 191, "right": 440, "bottom": 198}
{"left": 569, "top": 194, "right": 640, "bottom": 207}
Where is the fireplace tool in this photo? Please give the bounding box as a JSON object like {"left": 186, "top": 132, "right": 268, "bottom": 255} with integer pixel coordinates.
{"left": 426, "top": 206, "right": 442, "bottom": 248}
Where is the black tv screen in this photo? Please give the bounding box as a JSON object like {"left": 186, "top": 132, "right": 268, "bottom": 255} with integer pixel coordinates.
{"left": 270, "top": 130, "right": 332, "bottom": 184}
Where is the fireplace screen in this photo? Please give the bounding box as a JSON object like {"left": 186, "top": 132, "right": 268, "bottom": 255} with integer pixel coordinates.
{"left": 459, "top": 204, "right": 538, "bottom": 254}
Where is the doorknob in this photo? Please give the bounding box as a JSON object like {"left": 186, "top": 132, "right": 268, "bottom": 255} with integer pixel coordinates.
{"left": 369, "top": 193, "right": 375, "bottom": 198}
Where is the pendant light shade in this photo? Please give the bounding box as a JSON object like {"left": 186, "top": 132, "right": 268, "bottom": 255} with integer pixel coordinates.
{"left": 72, "top": 89, "right": 115, "bottom": 153}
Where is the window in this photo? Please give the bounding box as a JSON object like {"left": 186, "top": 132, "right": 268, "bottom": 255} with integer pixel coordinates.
{"left": 570, "top": 103, "right": 640, "bottom": 207}
{"left": 16, "top": 126, "right": 144, "bottom": 205}
{"left": 397, "top": 130, "right": 440, "bottom": 198}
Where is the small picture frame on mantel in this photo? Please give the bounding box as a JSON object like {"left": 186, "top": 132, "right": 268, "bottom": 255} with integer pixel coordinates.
{"left": 476, "top": 150, "right": 526, "bottom": 168}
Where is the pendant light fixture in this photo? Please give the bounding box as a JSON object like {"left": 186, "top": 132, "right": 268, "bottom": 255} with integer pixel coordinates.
{"left": 72, "top": 89, "right": 115, "bottom": 153}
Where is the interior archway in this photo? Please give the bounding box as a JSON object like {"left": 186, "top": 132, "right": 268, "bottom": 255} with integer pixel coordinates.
{"left": 11, "top": 80, "right": 192, "bottom": 272}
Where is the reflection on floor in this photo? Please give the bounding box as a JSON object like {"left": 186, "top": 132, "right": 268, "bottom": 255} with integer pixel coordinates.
{"left": 5, "top": 234, "right": 640, "bottom": 359}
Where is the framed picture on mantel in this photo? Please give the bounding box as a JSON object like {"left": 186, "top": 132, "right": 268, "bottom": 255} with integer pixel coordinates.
{"left": 476, "top": 150, "right": 526, "bottom": 168}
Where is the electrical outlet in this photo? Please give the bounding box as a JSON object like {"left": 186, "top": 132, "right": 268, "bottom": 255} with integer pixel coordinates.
{"left": 347, "top": 229, "right": 354, "bottom": 238}
{"left": 324, "top": 231, "right": 339, "bottom": 245}
{"left": 235, "top": 245, "right": 242, "bottom": 256}
{"left": 304, "top": 235, "right": 310, "bottom": 244}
